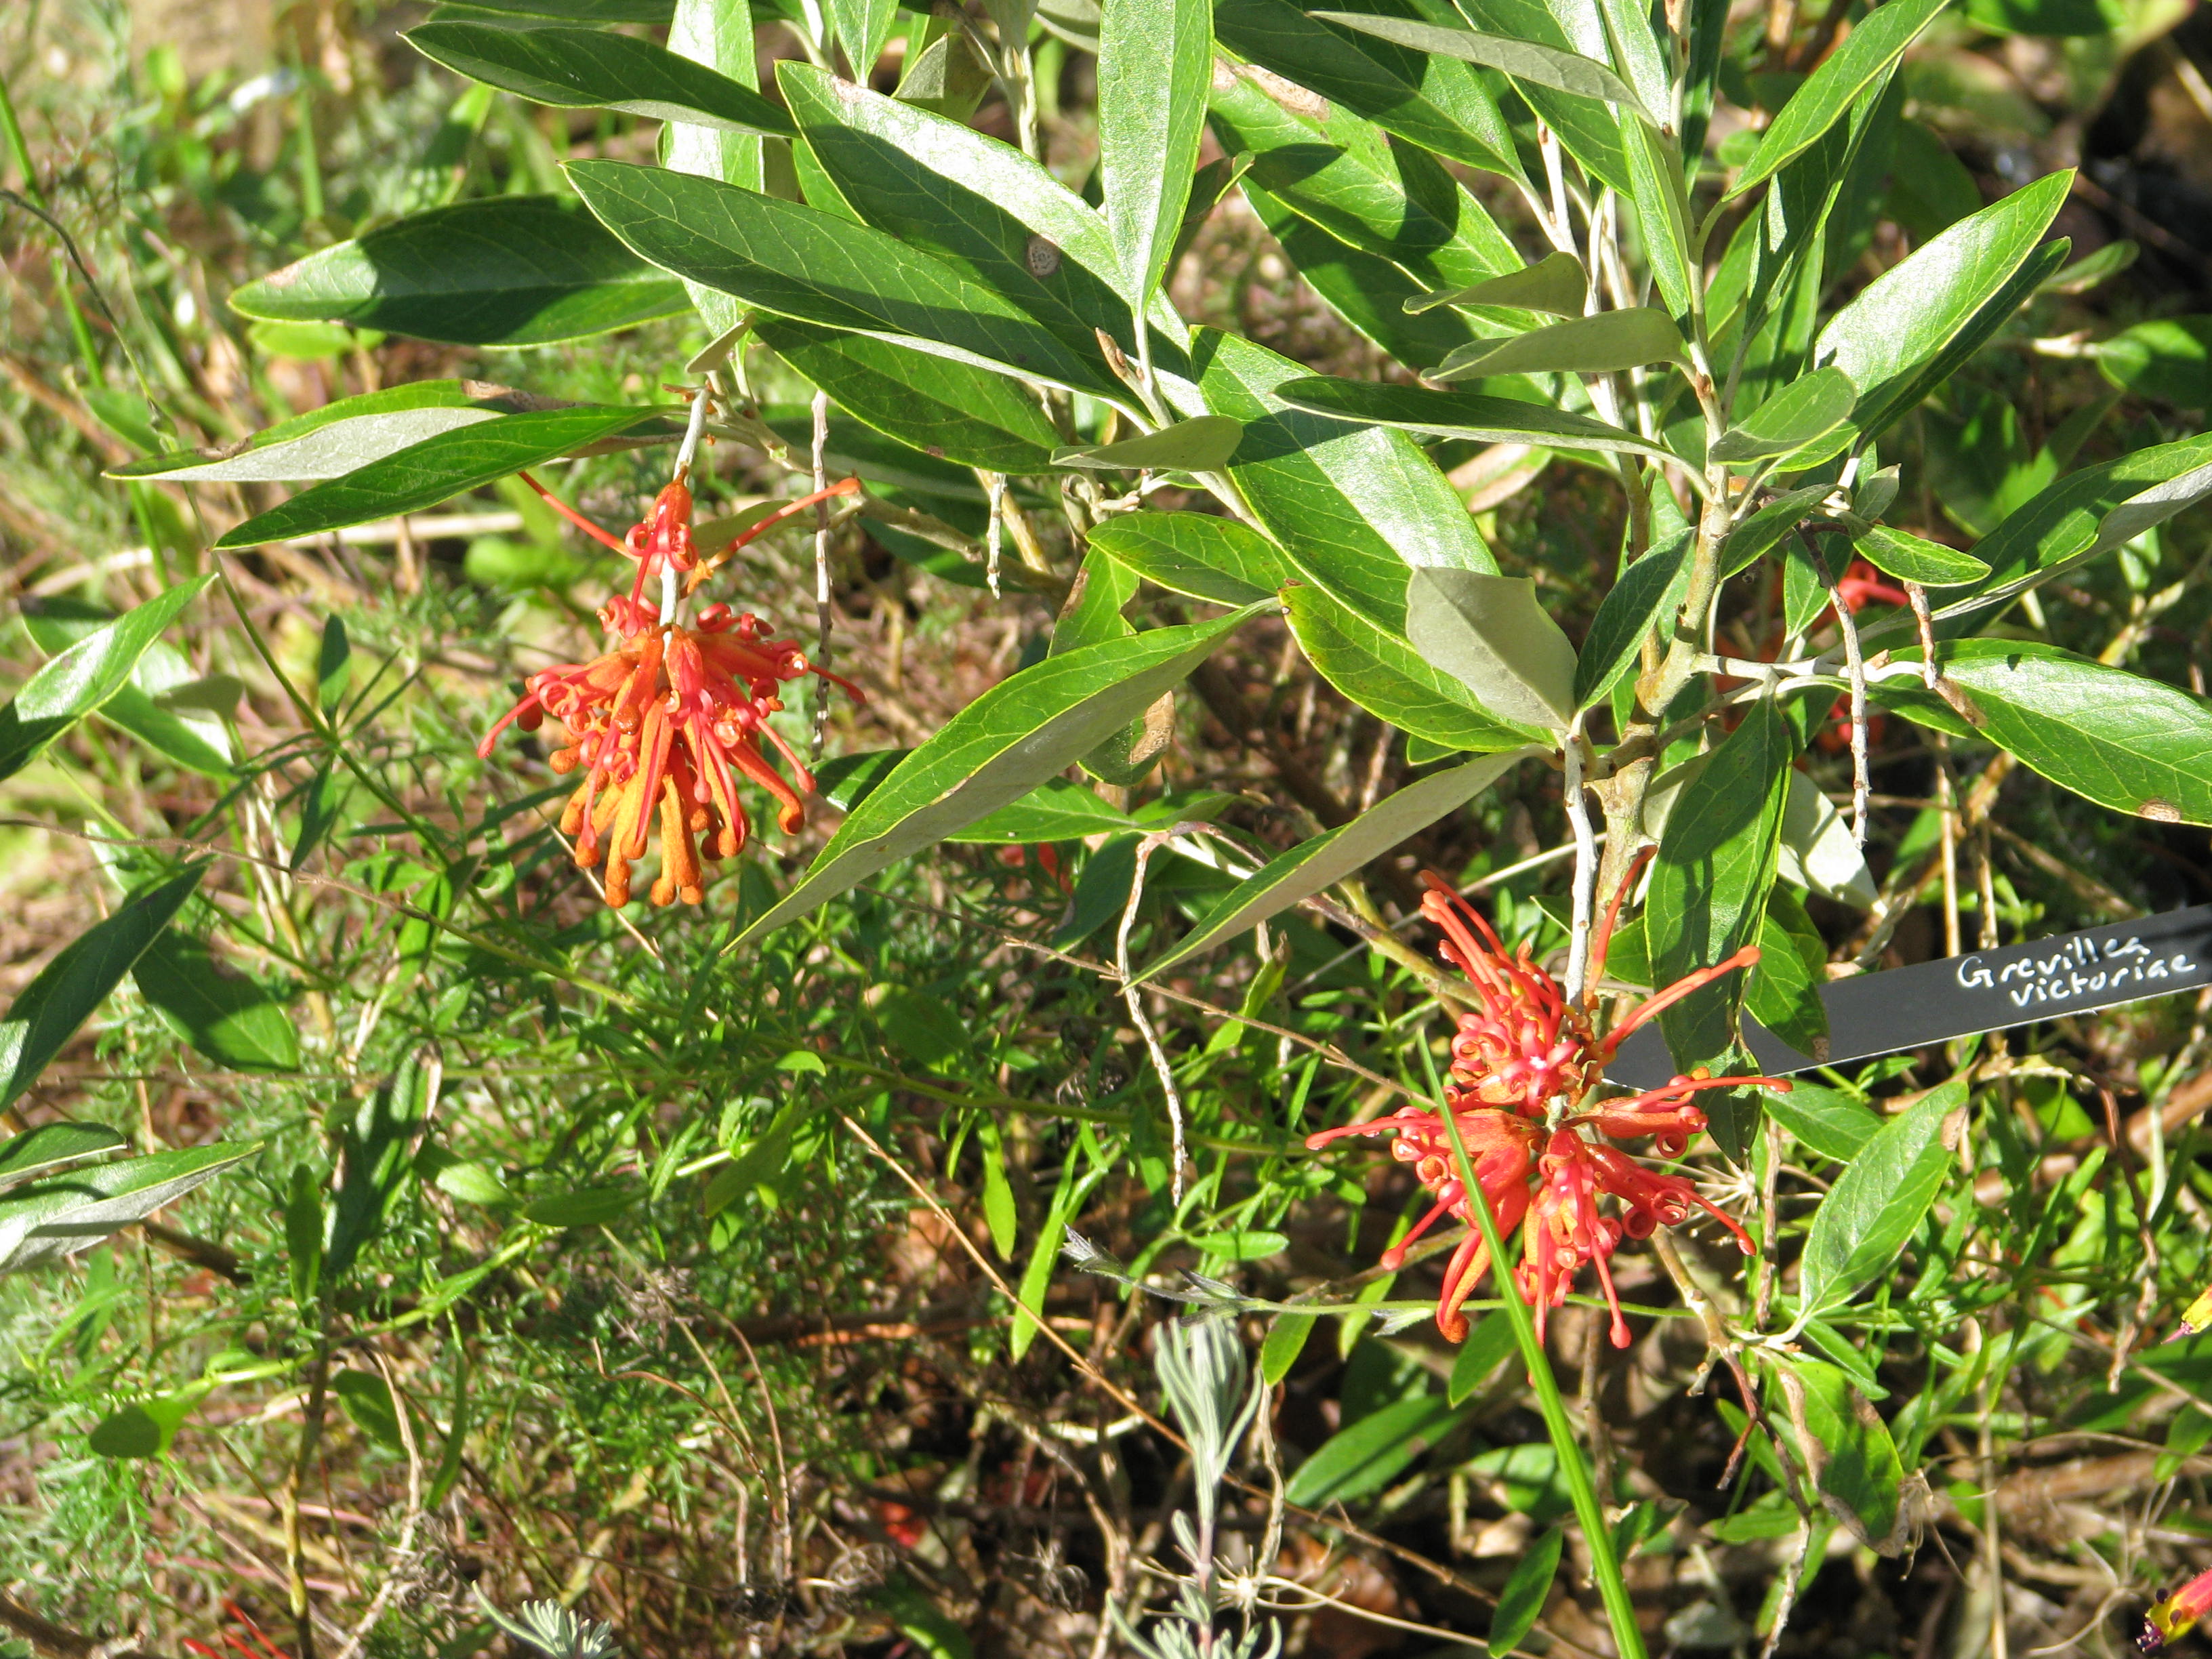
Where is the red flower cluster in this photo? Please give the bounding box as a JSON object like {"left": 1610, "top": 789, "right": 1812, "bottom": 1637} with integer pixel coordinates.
{"left": 1307, "top": 870, "right": 1788, "bottom": 1347}
{"left": 478, "top": 466, "right": 862, "bottom": 908}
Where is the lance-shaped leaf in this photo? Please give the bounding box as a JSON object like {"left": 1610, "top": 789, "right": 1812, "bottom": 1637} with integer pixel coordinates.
{"left": 1285, "top": 1393, "right": 1463, "bottom": 1506}
{"left": 1311, "top": 12, "right": 1655, "bottom": 123}
{"left": 1573, "top": 529, "right": 1693, "bottom": 710}
{"left": 1778, "top": 769, "right": 1876, "bottom": 907}
{"left": 758, "top": 321, "right": 1061, "bottom": 474}
{"left": 213, "top": 405, "right": 662, "bottom": 548}
{"left": 405, "top": 22, "right": 797, "bottom": 134}
{"left": 230, "top": 197, "right": 690, "bottom": 347}
{"left": 1086, "top": 512, "right": 1288, "bottom": 606}
{"left": 1815, "top": 173, "right": 2071, "bottom": 443}
{"left": 1490, "top": 1525, "right": 1566, "bottom": 1659}
{"left": 1406, "top": 569, "right": 1578, "bottom": 733}
{"left": 1098, "top": 0, "right": 1212, "bottom": 310}
{"left": 327, "top": 1050, "right": 439, "bottom": 1282}
{"left": 1771, "top": 1355, "right": 1906, "bottom": 1553}
{"left": 1729, "top": 0, "right": 1950, "bottom": 199}
{"left": 825, "top": 0, "right": 899, "bottom": 75}
{"left": 1211, "top": 67, "right": 1520, "bottom": 298}
{"left": 131, "top": 934, "right": 301, "bottom": 1073}
{"left": 735, "top": 608, "right": 1268, "bottom": 943}
{"left": 1450, "top": 0, "right": 1629, "bottom": 190}
{"left": 1622, "top": 116, "right": 1696, "bottom": 323}
{"left": 1942, "top": 436, "right": 2212, "bottom": 621}
{"left": 0, "top": 1122, "right": 130, "bottom": 1187}
{"left": 1718, "top": 485, "right": 1830, "bottom": 577}
{"left": 18, "top": 607, "right": 232, "bottom": 781}
{"left": 668, "top": 0, "right": 768, "bottom": 335}
{"left": 1710, "top": 367, "right": 1858, "bottom": 464}
{"left": 778, "top": 65, "right": 1184, "bottom": 367}
{"left": 817, "top": 753, "right": 1144, "bottom": 841}
{"left": 0, "top": 868, "right": 204, "bottom": 1115}
{"left": 0, "top": 579, "right": 216, "bottom": 785}
{"left": 1431, "top": 308, "right": 1683, "bottom": 382}
{"left": 109, "top": 382, "right": 525, "bottom": 483}
{"left": 437, "top": 0, "right": 673, "bottom": 17}
{"left": 0, "top": 1141, "right": 258, "bottom": 1276}
{"left": 1276, "top": 376, "right": 1675, "bottom": 463}
{"left": 1211, "top": 0, "right": 1523, "bottom": 178}
{"left": 1143, "top": 747, "right": 1538, "bottom": 977}
{"left": 1854, "top": 525, "right": 1989, "bottom": 586}
{"left": 1870, "top": 640, "right": 2212, "bottom": 825}
{"left": 566, "top": 159, "right": 1124, "bottom": 401}
{"left": 2097, "top": 315, "right": 2212, "bottom": 410}
{"left": 1195, "top": 329, "right": 1494, "bottom": 633}
{"left": 1794, "top": 1078, "right": 1962, "bottom": 1326}
{"left": 1645, "top": 699, "right": 1795, "bottom": 1155}
{"left": 1053, "top": 416, "right": 1243, "bottom": 472}
{"left": 1286, "top": 584, "right": 1541, "bottom": 752}
{"left": 1407, "top": 251, "right": 1586, "bottom": 316}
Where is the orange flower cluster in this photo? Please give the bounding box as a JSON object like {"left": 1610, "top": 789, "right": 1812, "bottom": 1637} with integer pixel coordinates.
{"left": 479, "top": 468, "right": 861, "bottom": 908}
{"left": 1307, "top": 871, "right": 1788, "bottom": 1347}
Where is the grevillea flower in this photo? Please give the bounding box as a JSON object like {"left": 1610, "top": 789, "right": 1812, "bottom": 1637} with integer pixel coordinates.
{"left": 1307, "top": 864, "right": 1789, "bottom": 1347}
{"left": 479, "top": 468, "right": 863, "bottom": 908}
{"left": 2142, "top": 1564, "right": 2212, "bottom": 1652}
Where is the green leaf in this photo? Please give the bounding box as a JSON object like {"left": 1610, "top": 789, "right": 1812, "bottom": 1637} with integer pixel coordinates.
{"left": 285, "top": 1163, "right": 323, "bottom": 1305}
{"left": 1211, "top": 0, "right": 1524, "bottom": 178}
{"left": 1408, "top": 251, "right": 1586, "bottom": 317}
{"left": 1189, "top": 1226, "right": 1290, "bottom": 1261}
{"left": 1574, "top": 529, "right": 1692, "bottom": 710}
{"left": 405, "top": 22, "right": 796, "bottom": 134}
{"left": 949, "top": 778, "right": 1142, "bottom": 843}
{"left": 1765, "top": 1080, "right": 1881, "bottom": 1162}
{"left": 976, "top": 1117, "right": 1017, "bottom": 1257}
{"left": 230, "top": 196, "right": 689, "bottom": 347}
{"left": 757, "top": 320, "right": 1061, "bottom": 474}
{"left": 825, "top": 0, "right": 899, "bottom": 75}
{"left": 1645, "top": 701, "right": 1794, "bottom": 1157}
{"left": 1053, "top": 416, "right": 1243, "bottom": 472}
{"left": 1710, "top": 367, "right": 1858, "bottom": 464}
{"left": 0, "top": 579, "right": 215, "bottom": 785}
{"left": 1778, "top": 769, "right": 1875, "bottom": 907}
{"left": 332, "top": 1370, "right": 406, "bottom": 1452}
{"left": 1285, "top": 584, "right": 1538, "bottom": 752}
{"left": 1729, "top": 0, "right": 1949, "bottom": 197}
{"left": 131, "top": 933, "right": 300, "bottom": 1072}
{"left": 1853, "top": 524, "right": 1989, "bottom": 587}
{"left": 431, "top": 1158, "right": 512, "bottom": 1207}
{"left": 565, "top": 159, "right": 1124, "bottom": 401}
{"left": 1490, "top": 1523, "right": 1564, "bottom": 1658}
{"left": 1871, "top": 640, "right": 2212, "bottom": 825}
{"left": 1774, "top": 1356, "right": 1905, "bottom": 1553}
{"left": 1717, "top": 485, "right": 1829, "bottom": 579}
{"left": 1276, "top": 375, "right": 1675, "bottom": 463}
{"left": 667, "top": 0, "right": 768, "bottom": 333}
{"left": 1086, "top": 512, "right": 1288, "bottom": 606}
{"left": 316, "top": 616, "right": 352, "bottom": 719}
{"left": 1144, "top": 748, "right": 1537, "bottom": 978}
{"left": 1210, "top": 67, "right": 1520, "bottom": 297}
{"left": 895, "top": 26, "right": 995, "bottom": 119}
{"left": 1432, "top": 308, "right": 1683, "bottom": 382}
{"left": 1814, "top": 172, "right": 2072, "bottom": 443}
{"left": 1795, "top": 1078, "right": 1961, "bottom": 1325}
{"left": 433, "top": 0, "right": 674, "bottom": 17}
{"left": 1621, "top": 117, "right": 1696, "bottom": 323}
{"left": 89, "top": 1393, "right": 199, "bottom": 1458}
{"left": 1406, "top": 569, "right": 1578, "bottom": 733}
{"left": 1098, "top": 0, "right": 1211, "bottom": 308}
{"left": 703, "top": 1100, "right": 804, "bottom": 1216}
{"left": 2099, "top": 315, "right": 2212, "bottom": 411}
{"left": 1285, "top": 1392, "right": 1458, "bottom": 1505}
{"left": 1311, "top": 12, "right": 1654, "bottom": 122}
{"left": 0, "top": 868, "right": 202, "bottom": 1115}
{"left": 737, "top": 609, "right": 1265, "bottom": 944}
{"left": 0, "top": 1122, "right": 129, "bottom": 1186}
{"left": 1195, "top": 329, "right": 1495, "bottom": 633}
{"left": 523, "top": 1182, "right": 641, "bottom": 1227}
{"left": 1447, "top": 1312, "right": 1517, "bottom": 1404}
{"left": 109, "top": 382, "right": 529, "bottom": 483}
{"left": 213, "top": 405, "right": 661, "bottom": 549}
{"left": 777, "top": 64, "right": 1181, "bottom": 369}
{"left": 1947, "top": 435, "right": 2212, "bottom": 618}
{"left": 1745, "top": 889, "right": 1828, "bottom": 1059}
{"left": 1261, "top": 1311, "right": 1319, "bottom": 1385}
{"left": 326, "top": 1050, "right": 437, "bottom": 1282}
{"left": 0, "top": 1141, "right": 255, "bottom": 1275}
